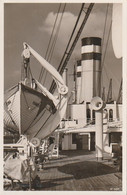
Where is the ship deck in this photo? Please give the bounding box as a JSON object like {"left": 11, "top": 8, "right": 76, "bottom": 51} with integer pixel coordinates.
{"left": 37, "top": 150, "right": 122, "bottom": 191}
{"left": 4, "top": 150, "right": 122, "bottom": 191}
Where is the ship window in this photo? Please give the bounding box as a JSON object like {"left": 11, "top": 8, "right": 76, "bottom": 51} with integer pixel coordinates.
{"left": 109, "top": 109, "right": 113, "bottom": 121}
{"left": 87, "top": 109, "right": 91, "bottom": 123}
{"left": 103, "top": 109, "right": 108, "bottom": 119}
{"left": 92, "top": 110, "right": 95, "bottom": 120}
{"left": 72, "top": 133, "right": 77, "bottom": 144}
{"left": 91, "top": 110, "right": 95, "bottom": 124}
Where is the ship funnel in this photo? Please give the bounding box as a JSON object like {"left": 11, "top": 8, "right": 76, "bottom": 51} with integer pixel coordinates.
{"left": 80, "top": 37, "right": 102, "bottom": 103}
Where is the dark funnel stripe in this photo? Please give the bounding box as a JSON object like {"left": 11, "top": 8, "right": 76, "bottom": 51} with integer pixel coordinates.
{"left": 77, "top": 72, "right": 81, "bottom": 77}
{"left": 82, "top": 37, "right": 101, "bottom": 46}
{"left": 82, "top": 52, "right": 101, "bottom": 61}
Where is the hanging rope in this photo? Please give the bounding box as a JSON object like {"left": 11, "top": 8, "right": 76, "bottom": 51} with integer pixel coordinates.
{"left": 101, "top": 20, "right": 112, "bottom": 70}
{"left": 38, "top": 3, "right": 62, "bottom": 82}
{"left": 45, "top": 4, "right": 62, "bottom": 60}
{"left": 29, "top": 66, "right": 34, "bottom": 80}
{"left": 43, "top": 4, "right": 66, "bottom": 86}
{"left": 47, "top": 4, "right": 66, "bottom": 62}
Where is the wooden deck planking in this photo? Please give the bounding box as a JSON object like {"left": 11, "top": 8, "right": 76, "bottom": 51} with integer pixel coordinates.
{"left": 36, "top": 150, "right": 122, "bottom": 191}
{"left": 4, "top": 150, "right": 121, "bottom": 191}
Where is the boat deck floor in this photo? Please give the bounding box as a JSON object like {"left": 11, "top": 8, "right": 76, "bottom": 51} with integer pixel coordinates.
{"left": 37, "top": 150, "right": 122, "bottom": 191}
{"left": 5, "top": 150, "right": 122, "bottom": 191}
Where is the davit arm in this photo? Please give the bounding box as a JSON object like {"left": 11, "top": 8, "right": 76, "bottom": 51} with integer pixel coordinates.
{"left": 23, "top": 42, "right": 68, "bottom": 96}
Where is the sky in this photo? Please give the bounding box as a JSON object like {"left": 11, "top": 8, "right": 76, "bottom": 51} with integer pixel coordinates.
{"left": 4, "top": 3, "right": 122, "bottom": 101}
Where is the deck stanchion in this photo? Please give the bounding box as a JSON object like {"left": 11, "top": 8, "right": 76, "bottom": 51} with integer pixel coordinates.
{"left": 91, "top": 97, "right": 105, "bottom": 161}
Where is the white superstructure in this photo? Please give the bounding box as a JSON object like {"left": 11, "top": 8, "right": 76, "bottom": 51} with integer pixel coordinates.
{"left": 56, "top": 37, "right": 122, "bottom": 156}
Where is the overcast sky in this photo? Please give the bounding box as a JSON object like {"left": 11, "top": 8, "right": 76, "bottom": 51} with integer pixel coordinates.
{"left": 4, "top": 3, "right": 122, "bottom": 100}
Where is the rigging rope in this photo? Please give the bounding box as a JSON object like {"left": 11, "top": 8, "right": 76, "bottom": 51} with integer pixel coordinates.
{"left": 43, "top": 4, "right": 66, "bottom": 86}
{"left": 45, "top": 4, "right": 62, "bottom": 60}
{"left": 101, "top": 11, "right": 112, "bottom": 70}
{"left": 57, "top": 3, "right": 85, "bottom": 72}
{"left": 49, "top": 3, "right": 94, "bottom": 94}
{"left": 58, "top": 3, "right": 94, "bottom": 75}
{"left": 98, "top": 16, "right": 112, "bottom": 96}
{"left": 101, "top": 22, "right": 112, "bottom": 70}
{"left": 47, "top": 4, "right": 66, "bottom": 62}
{"left": 101, "top": 4, "right": 109, "bottom": 49}
{"left": 38, "top": 4, "right": 62, "bottom": 82}
{"left": 101, "top": 20, "right": 118, "bottom": 101}
{"left": 98, "top": 3, "right": 109, "bottom": 96}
